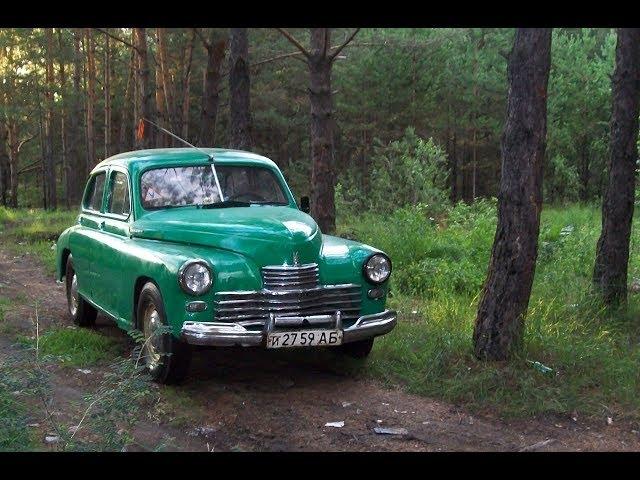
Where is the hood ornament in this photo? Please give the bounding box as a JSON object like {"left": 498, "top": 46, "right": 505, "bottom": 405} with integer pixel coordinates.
{"left": 292, "top": 251, "right": 300, "bottom": 266}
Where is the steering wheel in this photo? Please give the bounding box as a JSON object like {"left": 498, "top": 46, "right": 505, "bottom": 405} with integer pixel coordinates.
{"left": 228, "top": 192, "right": 267, "bottom": 202}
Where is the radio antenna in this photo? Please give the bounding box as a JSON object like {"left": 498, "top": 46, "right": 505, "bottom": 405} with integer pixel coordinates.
{"left": 140, "top": 118, "right": 223, "bottom": 202}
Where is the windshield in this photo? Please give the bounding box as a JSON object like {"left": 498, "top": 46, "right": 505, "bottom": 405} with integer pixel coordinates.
{"left": 140, "top": 165, "right": 289, "bottom": 210}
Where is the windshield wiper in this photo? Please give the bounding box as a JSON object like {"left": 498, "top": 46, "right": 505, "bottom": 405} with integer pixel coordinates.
{"left": 201, "top": 200, "right": 251, "bottom": 209}
{"left": 248, "top": 201, "right": 289, "bottom": 206}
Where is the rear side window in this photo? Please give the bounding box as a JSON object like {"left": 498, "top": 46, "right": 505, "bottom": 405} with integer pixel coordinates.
{"left": 107, "top": 171, "right": 130, "bottom": 217}
{"left": 83, "top": 172, "right": 106, "bottom": 212}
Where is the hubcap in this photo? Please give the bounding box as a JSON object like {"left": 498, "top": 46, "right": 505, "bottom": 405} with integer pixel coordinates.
{"left": 142, "top": 304, "right": 163, "bottom": 371}
{"left": 69, "top": 274, "right": 79, "bottom": 316}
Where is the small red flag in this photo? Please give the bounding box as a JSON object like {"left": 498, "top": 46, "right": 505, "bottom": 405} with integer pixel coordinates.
{"left": 136, "top": 118, "right": 145, "bottom": 141}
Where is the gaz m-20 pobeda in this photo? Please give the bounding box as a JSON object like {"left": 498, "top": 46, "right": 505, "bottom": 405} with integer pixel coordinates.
{"left": 55, "top": 148, "right": 396, "bottom": 384}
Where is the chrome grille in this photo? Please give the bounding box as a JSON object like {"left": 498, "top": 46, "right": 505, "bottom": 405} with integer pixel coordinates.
{"left": 213, "top": 284, "right": 362, "bottom": 330}
{"left": 261, "top": 263, "right": 320, "bottom": 290}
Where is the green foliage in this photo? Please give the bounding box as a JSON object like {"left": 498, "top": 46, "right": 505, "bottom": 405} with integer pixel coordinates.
{"left": 0, "top": 208, "right": 77, "bottom": 274}
{"left": 24, "top": 327, "right": 121, "bottom": 367}
{"left": 0, "top": 381, "right": 38, "bottom": 451}
{"left": 545, "top": 154, "right": 582, "bottom": 203}
{"left": 336, "top": 128, "right": 449, "bottom": 215}
{"left": 340, "top": 204, "right": 640, "bottom": 418}
{"left": 337, "top": 199, "right": 497, "bottom": 297}
{"left": 546, "top": 29, "right": 616, "bottom": 202}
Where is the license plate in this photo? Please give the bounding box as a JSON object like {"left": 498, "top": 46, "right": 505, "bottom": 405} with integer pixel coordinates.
{"left": 266, "top": 329, "right": 343, "bottom": 349}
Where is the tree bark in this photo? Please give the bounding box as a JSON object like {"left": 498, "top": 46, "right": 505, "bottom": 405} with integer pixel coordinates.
{"left": 155, "top": 46, "right": 170, "bottom": 147}
{"left": 200, "top": 29, "right": 226, "bottom": 146}
{"left": 58, "top": 29, "right": 70, "bottom": 209}
{"left": 473, "top": 28, "right": 552, "bottom": 360}
{"left": 157, "top": 28, "right": 179, "bottom": 138}
{"left": 133, "top": 28, "right": 155, "bottom": 149}
{"left": 7, "top": 123, "right": 21, "bottom": 208}
{"left": 43, "top": 28, "right": 57, "bottom": 210}
{"left": 593, "top": 28, "right": 640, "bottom": 307}
{"left": 308, "top": 28, "right": 336, "bottom": 234}
{"left": 85, "top": 28, "right": 97, "bottom": 172}
{"left": 120, "top": 48, "right": 135, "bottom": 152}
{"left": 228, "top": 28, "right": 252, "bottom": 150}
{"left": 67, "top": 29, "right": 84, "bottom": 204}
{"left": 579, "top": 137, "right": 590, "bottom": 202}
{"left": 181, "top": 29, "right": 195, "bottom": 139}
{"left": 0, "top": 123, "right": 9, "bottom": 206}
{"left": 104, "top": 30, "right": 112, "bottom": 158}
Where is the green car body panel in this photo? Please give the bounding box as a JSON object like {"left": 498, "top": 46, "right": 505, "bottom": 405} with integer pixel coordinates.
{"left": 55, "top": 148, "right": 392, "bottom": 339}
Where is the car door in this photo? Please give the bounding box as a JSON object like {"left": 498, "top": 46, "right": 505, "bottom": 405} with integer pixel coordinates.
{"left": 70, "top": 169, "right": 108, "bottom": 303}
{"left": 99, "top": 168, "right": 135, "bottom": 323}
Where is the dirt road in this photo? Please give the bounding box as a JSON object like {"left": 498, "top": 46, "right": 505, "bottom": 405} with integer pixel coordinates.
{"left": 1, "top": 246, "right": 638, "bottom": 451}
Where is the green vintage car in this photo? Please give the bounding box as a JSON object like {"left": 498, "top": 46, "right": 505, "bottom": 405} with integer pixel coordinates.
{"left": 55, "top": 148, "right": 396, "bottom": 383}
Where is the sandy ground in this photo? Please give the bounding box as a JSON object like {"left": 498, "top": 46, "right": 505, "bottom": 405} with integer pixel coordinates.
{"left": 1, "top": 246, "right": 639, "bottom": 452}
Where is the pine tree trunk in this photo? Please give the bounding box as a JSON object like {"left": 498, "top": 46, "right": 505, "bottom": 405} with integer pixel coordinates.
{"left": 228, "top": 28, "right": 252, "bottom": 150}
{"left": 593, "top": 28, "right": 640, "bottom": 307}
{"left": 0, "top": 124, "right": 9, "bottom": 206}
{"left": 308, "top": 28, "right": 336, "bottom": 234}
{"left": 67, "top": 29, "right": 83, "bottom": 204}
{"left": 104, "top": 30, "right": 112, "bottom": 158}
{"left": 58, "top": 30, "right": 70, "bottom": 209}
{"left": 473, "top": 28, "right": 552, "bottom": 360}
{"left": 200, "top": 30, "right": 226, "bottom": 146}
{"left": 157, "top": 28, "right": 179, "bottom": 137}
{"left": 155, "top": 54, "right": 169, "bottom": 147}
{"left": 7, "top": 123, "right": 19, "bottom": 208}
{"left": 120, "top": 48, "right": 135, "bottom": 152}
{"left": 133, "top": 28, "right": 155, "bottom": 149}
{"left": 579, "top": 138, "right": 590, "bottom": 202}
{"left": 43, "top": 28, "right": 57, "bottom": 210}
{"left": 85, "top": 28, "right": 97, "bottom": 172}
{"left": 181, "top": 30, "right": 195, "bottom": 139}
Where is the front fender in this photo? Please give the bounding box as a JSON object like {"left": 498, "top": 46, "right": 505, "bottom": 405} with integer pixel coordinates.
{"left": 127, "top": 239, "right": 262, "bottom": 335}
{"left": 55, "top": 226, "right": 76, "bottom": 281}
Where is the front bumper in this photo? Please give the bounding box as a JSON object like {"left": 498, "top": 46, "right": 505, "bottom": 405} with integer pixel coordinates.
{"left": 181, "top": 309, "right": 397, "bottom": 347}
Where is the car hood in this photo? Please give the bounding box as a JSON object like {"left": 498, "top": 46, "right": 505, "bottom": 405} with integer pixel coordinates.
{"left": 131, "top": 206, "right": 322, "bottom": 266}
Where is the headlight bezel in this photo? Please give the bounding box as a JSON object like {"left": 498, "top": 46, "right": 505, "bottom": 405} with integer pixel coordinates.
{"left": 178, "top": 259, "right": 213, "bottom": 296}
{"left": 363, "top": 253, "right": 392, "bottom": 285}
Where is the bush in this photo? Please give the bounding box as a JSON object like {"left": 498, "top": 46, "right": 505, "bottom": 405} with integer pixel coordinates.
{"left": 336, "top": 127, "right": 449, "bottom": 216}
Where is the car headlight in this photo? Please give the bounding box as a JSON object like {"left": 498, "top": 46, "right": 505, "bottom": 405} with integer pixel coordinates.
{"left": 363, "top": 253, "right": 392, "bottom": 284}
{"left": 178, "top": 260, "right": 213, "bottom": 295}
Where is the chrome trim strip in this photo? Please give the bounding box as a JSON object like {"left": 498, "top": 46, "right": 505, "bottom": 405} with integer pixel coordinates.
{"left": 262, "top": 263, "right": 318, "bottom": 271}
{"left": 181, "top": 310, "right": 397, "bottom": 347}
{"left": 214, "top": 284, "right": 360, "bottom": 297}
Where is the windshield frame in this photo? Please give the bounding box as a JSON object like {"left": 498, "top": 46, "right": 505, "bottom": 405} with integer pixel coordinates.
{"left": 136, "top": 162, "right": 295, "bottom": 212}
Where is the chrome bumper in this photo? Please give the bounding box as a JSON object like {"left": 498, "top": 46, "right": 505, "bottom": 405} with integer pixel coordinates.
{"left": 181, "top": 310, "right": 397, "bottom": 347}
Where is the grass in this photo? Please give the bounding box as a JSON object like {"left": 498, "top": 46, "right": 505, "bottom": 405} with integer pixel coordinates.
{"left": 1, "top": 203, "right": 639, "bottom": 420}
{"left": 338, "top": 201, "right": 640, "bottom": 419}
{"left": 0, "top": 385, "right": 38, "bottom": 451}
{"left": 0, "top": 207, "right": 77, "bottom": 275}
{"left": 19, "top": 327, "right": 122, "bottom": 367}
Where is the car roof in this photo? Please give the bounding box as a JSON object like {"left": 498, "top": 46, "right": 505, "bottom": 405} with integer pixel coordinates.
{"left": 91, "top": 148, "right": 278, "bottom": 175}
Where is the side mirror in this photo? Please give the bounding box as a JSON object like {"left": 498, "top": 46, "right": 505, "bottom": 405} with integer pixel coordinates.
{"left": 300, "top": 196, "right": 310, "bottom": 213}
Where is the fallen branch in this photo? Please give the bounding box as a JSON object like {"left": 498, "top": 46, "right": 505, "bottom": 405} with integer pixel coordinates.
{"left": 519, "top": 438, "right": 556, "bottom": 452}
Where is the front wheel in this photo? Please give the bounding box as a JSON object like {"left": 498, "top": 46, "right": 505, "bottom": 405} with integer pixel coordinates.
{"left": 339, "top": 338, "right": 374, "bottom": 358}
{"left": 65, "top": 255, "right": 97, "bottom": 327}
{"left": 137, "top": 282, "right": 191, "bottom": 384}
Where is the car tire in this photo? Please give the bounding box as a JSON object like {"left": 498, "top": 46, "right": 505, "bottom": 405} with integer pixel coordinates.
{"left": 137, "top": 282, "right": 191, "bottom": 385}
{"left": 65, "top": 254, "right": 97, "bottom": 327}
{"left": 339, "top": 338, "right": 374, "bottom": 358}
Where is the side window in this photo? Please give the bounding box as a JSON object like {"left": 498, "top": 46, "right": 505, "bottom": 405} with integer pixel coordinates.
{"left": 83, "top": 172, "right": 106, "bottom": 212}
{"left": 107, "top": 171, "right": 130, "bottom": 217}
